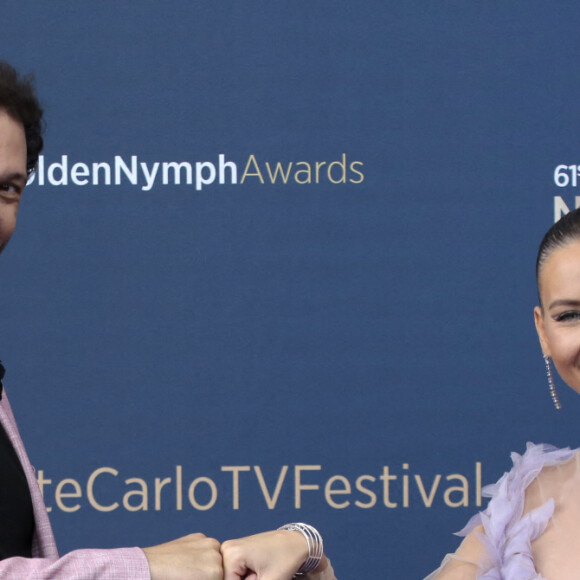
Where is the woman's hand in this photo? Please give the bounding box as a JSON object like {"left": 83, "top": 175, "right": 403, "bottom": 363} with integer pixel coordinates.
{"left": 221, "top": 529, "right": 328, "bottom": 580}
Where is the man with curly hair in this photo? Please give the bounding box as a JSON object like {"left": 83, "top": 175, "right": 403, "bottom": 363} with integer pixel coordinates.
{"left": 0, "top": 60, "right": 335, "bottom": 580}
{"left": 0, "top": 59, "right": 222, "bottom": 580}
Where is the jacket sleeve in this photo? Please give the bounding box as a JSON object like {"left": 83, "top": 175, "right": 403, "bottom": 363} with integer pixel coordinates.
{"left": 0, "top": 546, "right": 150, "bottom": 579}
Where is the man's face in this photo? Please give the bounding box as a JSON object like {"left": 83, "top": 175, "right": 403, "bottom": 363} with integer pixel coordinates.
{"left": 0, "top": 110, "right": 27, "bottom": 254}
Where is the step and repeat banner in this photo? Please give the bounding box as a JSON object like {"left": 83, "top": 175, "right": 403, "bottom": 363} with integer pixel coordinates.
{"left": 3, "top": 2, "right": 580, "bottom": 577}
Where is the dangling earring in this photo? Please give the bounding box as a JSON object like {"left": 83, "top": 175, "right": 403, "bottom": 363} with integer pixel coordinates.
{"left": 543, "top": 354, "right": 562, "bottom": 410}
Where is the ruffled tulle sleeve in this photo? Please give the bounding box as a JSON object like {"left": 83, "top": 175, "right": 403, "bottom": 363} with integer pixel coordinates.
{"left": 424, "top": 443, "right": 577, "bottom": 580}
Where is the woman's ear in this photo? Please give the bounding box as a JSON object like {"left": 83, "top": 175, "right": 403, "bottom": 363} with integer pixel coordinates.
{"left": 534, "top": 305, "right": 550, "bottom": 356}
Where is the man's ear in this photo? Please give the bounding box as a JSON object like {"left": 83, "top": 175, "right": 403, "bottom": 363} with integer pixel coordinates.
{"left": 534, "top": 305, "right": 550, "bottom": 356}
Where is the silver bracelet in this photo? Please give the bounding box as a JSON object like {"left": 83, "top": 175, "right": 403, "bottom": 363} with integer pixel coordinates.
{"left": 278, "top": 522, "right": 324, "bottom": 576}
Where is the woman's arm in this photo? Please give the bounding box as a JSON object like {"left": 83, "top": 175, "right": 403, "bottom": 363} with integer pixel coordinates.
{"left": 221, "top": 526, "right": 337, "bottom": 580}
{"left": 423, "top": 526, "right": 485, "bottom": 580}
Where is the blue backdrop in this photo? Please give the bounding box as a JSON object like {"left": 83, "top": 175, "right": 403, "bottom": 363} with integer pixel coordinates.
{"left": 3, "top": 2, "right": 580, "bottom": 577}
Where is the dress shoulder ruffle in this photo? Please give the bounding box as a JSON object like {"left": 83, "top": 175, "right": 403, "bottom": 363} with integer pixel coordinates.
{"left": 456, "top": 442, "right": 576, "bottom": 580}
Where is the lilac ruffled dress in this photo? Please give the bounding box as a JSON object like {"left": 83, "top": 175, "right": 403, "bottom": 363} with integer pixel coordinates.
{"left": 425, "top": 443, "right": 579, "bottom": 580}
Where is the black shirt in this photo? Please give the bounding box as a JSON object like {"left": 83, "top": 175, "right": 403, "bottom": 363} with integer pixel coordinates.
{"left": 0, "top": 362, "right": 34, "bottom": 559}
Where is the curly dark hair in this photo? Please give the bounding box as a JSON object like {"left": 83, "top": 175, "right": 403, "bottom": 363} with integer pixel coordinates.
{"left": 0, "top": 60, "right": 44, "bottom": 175}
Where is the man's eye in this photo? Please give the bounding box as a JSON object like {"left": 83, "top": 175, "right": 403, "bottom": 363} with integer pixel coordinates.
{"left": 554, "top": 311, "right": 580, "bottom": 322}
{"left": 0, "top": 183, "right": 20, "bottom": 194}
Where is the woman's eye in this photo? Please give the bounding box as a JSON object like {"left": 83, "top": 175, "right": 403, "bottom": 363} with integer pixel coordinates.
{"left": 554, "top": 311, "right": 580, "bottom": 322}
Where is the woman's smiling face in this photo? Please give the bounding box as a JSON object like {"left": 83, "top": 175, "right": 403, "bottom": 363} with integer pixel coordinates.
{"left": 535, "top": 239, "right": 580, "bottom": 395}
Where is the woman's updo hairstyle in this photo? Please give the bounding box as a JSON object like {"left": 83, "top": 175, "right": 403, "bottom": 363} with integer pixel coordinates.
{"left": 536, "top": 208, "right": 580, "bottom": 303}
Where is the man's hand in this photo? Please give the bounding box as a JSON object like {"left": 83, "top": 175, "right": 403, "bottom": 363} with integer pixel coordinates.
{"left": 143, "top": 533, "right": 223, "bottom": 580}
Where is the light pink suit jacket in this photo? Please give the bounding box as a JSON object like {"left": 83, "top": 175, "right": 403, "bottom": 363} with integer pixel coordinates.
{"left": 0, "top": 392, "right": 150, "bottom": 579}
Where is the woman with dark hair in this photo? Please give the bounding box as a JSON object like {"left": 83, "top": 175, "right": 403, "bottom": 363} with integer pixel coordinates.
{"left": 426, "top": 207, "right": 580, "bottom": 579}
